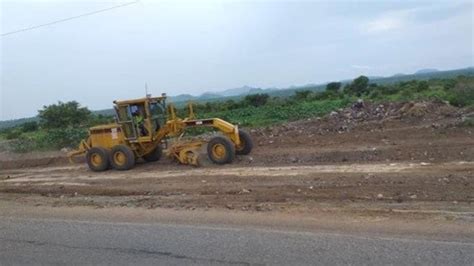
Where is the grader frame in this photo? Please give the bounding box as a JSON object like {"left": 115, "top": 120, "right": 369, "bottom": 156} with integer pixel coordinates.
{"left": 68, "top": 94, "right": 253, "bottom": 171}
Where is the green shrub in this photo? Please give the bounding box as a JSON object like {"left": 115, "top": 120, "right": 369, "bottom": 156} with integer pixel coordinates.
{"left": 244, "top": 93, "right": 270, "bottom": 107}
{"left": 5, "top": 128, "right": 87, "bottom": 152}
{"left": 21, "top": 121, "right": 39, "bottom": 132}
{"left": 293, "top": 90, "right": 312, "bottom": 100}
{"left": 40, "top": 128, "right": 88, "bottom": 149}
{"left": 447, "top": 81, "right": 474, "bottom": 107}
{"left": 422, "top": 87, "right": 449, "bottom": 101}
{"left": 326, "top": 82, "right": 342, "bottom": 93}
{"left": 197, "top": 98, "right": 350, "bottom": 127}
{"left": 4, "top": 128, "right": 21, "bottom": 140}
{"left": 416, "top": 81, "right": 429, "bottom": 92}
{"left": 345, "top": 75, "right": 369, "bottom": 96}
{"left": 9, "top": 135, "right": 37, "bottom": 153}
{"left": 308, "top": 91, "right": 340, "bottom": 101}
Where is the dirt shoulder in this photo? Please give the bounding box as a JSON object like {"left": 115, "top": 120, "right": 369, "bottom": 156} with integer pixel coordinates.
{"left": 0, "top": 161, "right": 472, "bottom": 219}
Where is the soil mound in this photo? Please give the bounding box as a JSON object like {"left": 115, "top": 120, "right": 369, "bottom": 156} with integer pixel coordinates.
{"left": 253, "top": 100, "right": 465, "bottom": 138}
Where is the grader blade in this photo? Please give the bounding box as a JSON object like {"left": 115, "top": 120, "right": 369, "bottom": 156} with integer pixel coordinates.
{"left": 167, "top": 141, "right": 205, "bottom": 166}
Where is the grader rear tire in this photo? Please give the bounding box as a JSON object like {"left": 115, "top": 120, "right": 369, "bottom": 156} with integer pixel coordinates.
{"left": 207, "top": 136, "right": 235, "bottom": 164}
{"left": 86, "top": 147, "right": 110, "bottom": 172}
{"left": 110, "top": 145, "right": 136, "bottom": 170}
{"left": 235, "top": 130, "right": 253, "bottom": 155}
{"left": 143, "top": 146, "right": 163, "bottom": 162}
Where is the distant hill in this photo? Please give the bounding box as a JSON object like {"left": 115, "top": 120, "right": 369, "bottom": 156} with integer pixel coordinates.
{"left": 392, "top": 73, "right": 405, "bottom": 77}
{"left": 217, "top": 85, "right": 257, "bottom": 97}
{"left": 1, "top": 66, "right": 473, "bottom": 130}
{"left": 415, "top": 68, "right": 439, "bottom": 74}
{"left": 371, "top": 67, "right": 472, "bottom": 85}
{"left": 170, "top": 94, "right": 194, "bottom": 102}
{"left": 0, "top": 117, "right": 39, "bottom": 130}
{"left": 169, "top": 86, "right": 276, "bottom": 103}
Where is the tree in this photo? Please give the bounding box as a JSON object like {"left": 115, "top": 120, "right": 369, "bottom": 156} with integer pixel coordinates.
{"left": 346, "top": 76, "right": 369, "bottom": 96}
{"left": 244, "top": 93, "right": 269, "bottom": 107}
{"left": 448, "top": 79, "right": 474, "bottom": 107}
{"left": 21, "top": 121, "right": 38, "bottom": 132}
{"left": 326, "top": 82, "right": 341, "bottom": 93}
{"left": 417, "top": 81, "right": 429, "bottom": 92}
{"left": 293, "top": 90, "right": 312, "bottom": 100}
{"left": 38, "top": 101, "right": 91, "bottom": 129}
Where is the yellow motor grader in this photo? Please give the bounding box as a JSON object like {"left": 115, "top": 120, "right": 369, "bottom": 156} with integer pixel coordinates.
{"left": 68, "top": 94, "right": 253, "bottom": 171}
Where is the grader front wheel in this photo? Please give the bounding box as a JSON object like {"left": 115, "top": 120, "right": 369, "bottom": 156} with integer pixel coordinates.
{"left": 235, "top": 130, "right": 253, "bottom": 155}
{"left": 207, "top": 136, "right": 235, "bottom": 164}
{"left": 143, "top": 146, "right": 163, "bottom": 162}
{"left": 110, "top": 145, "right": 136, "bottom": 170}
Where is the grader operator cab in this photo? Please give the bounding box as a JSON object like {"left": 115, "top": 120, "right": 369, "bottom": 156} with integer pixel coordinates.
{"left": 68, "top": 94, "right": 253, "bottom": 171}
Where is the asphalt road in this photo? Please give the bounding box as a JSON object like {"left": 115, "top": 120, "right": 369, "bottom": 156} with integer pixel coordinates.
{"left": 0, "top": 216, "right": 473, "bottom": 266}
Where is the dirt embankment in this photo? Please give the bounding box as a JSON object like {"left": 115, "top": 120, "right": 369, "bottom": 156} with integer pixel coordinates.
{"left": 247, "top": 101, "right": 473, "bottom": 165}
{"left": 0, "top": 101, "right": 473, "bottom": 219}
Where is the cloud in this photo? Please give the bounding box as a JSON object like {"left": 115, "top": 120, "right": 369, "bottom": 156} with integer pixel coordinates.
{"left": 362, "top": 9, "right": 415, "bottom": 34}
{"left": 362, "top": 3, "right": 470, "bottom": 34}
{"left": 351, "top": 65, "right": 371, "bottom": 70}
{"left": 366, "top": 17, "right": 403, "bottom": 33}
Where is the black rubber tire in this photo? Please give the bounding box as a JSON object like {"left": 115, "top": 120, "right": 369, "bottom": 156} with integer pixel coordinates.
{"left": 143, "top": 145, "right": 163, "bottom": 162}
{"left": 86, "top": 147, "right": 110, "bottom": 172}
{"left": 110, "top": 145, "right": 136, "bottom": 170}
{"left": 207, "top": 136, "right": 235, "bottom": 164}
{"left": 235, "top": 130, "right": 253, "bottom": 155}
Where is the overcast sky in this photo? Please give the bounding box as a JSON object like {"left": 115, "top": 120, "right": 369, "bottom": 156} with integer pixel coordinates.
{"left": 1, "top": 0, "right": 473, "bottom": 120}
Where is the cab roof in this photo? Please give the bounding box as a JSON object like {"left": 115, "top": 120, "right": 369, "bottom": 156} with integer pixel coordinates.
{"left": 113, "top": 95, "right": 167, "bottom": 105}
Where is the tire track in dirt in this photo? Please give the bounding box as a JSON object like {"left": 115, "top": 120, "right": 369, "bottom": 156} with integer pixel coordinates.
{"left": 2, "top": 161, "right": 471, "bottom": 185}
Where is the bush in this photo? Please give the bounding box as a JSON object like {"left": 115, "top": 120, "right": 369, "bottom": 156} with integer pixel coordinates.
{"left": 417, "top": 81, "right": 429, "bottom": 92}
{"left": 9, "top": 135, "right": 39, "bottom": 153}
{"left": 447, "top": 80, "right": 474, "bottom": 107}
{"left": 4, "top": 128, "right": 21, "bottom": 140}
{"left": 197, "top": 98, "right": 351, "bottom": 127}
{"left": 9, "top": 135, "right": 37, "bottom": 153}
{"left": 40, "top": 128, "right": 88, "bottom": 149}
{"left": 345, "top": 76, "right": 369, "bottom": 96}
{"left": 416, "top": 87, "right": 447, "bottom": 102}
{"left": 367, "top": 88, "right": 383, "bottom": 100}
{"left": 5, "top": 128, "right": 87, "bottom": 152}
{"left": 308, "top": 91, "right": 339, "bottom": 101}
{"left": 244, "top": 94, "right": 269, "bottom": 107}
{"left": 293, "top": 90, "right": 312, "bottom": 100}
{"left": 326, "top": 82, "right": 341, "bottom": 93}
{"left": 21, "top": 121, "right": 38, "bottom": 132}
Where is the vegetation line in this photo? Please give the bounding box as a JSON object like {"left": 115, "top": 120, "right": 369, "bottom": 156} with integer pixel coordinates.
{"left": 0, "top": 74, "right": 472, "bottom": 153}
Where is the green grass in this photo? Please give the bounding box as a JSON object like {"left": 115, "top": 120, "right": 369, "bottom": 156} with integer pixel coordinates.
{"left": 5, "top": 128, "right": 87, "bottom": 153}
{"left": 197, "top": 98, "right": 351, "bottom": 127}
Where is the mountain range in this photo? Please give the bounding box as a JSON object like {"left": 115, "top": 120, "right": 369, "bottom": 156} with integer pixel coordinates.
{"left": 168, "top": 67, "right": 471, "bottom": 104}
